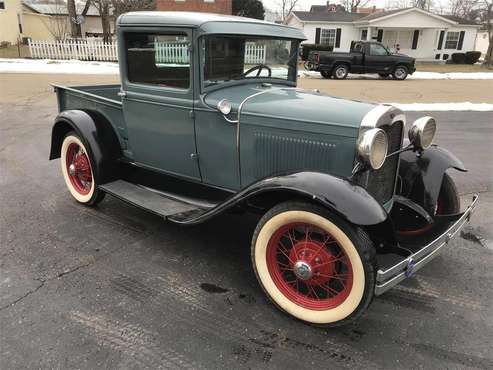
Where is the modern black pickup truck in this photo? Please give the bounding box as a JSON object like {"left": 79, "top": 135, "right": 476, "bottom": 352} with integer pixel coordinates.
{"left": 306, "top": 41, "right": 416, "bottom": 80}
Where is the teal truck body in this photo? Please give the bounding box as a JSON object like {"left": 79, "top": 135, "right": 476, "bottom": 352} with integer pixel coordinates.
{"left": 50, "top": 12, "right": 477, "bottom": 326}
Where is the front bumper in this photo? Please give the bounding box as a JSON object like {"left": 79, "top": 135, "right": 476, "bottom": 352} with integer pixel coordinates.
{"left": 374, "top": 194, "right": 479, "bottom": 295}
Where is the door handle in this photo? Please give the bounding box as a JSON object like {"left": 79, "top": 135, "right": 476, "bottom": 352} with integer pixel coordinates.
{"left": 117, "top": 90, "right": 127, "bottom": 98}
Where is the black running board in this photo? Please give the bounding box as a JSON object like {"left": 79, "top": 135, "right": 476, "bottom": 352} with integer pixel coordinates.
{"left": 99, "top": 180, "right": 209, "bottom": 220}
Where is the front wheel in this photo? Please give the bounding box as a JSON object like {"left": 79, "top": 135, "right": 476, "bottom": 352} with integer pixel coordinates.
{"left": 60, "top": 132, "right": 105, "bottom": 206}
{"left": 251, "top": 201, "right": 376, "bottom": 326}
{"left": 392, "top": 65, "right": 409, "bottom": 80}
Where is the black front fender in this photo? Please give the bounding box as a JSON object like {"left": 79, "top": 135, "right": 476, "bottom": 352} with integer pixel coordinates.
{"left": 171, "top": 171, "right": 387, "bottom": 226}
{"left": 398, "top": 145, "right": 467, "bottom": 213}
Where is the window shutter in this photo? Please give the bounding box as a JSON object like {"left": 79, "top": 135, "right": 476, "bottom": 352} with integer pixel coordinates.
{"left": 457, "top": 31, "right": 465, "bottom": 50}
{"left": 437, "top": 30, "right": 445, "bottom": 50}
{"left": 412, "top": 30, "right": 419, "bottom": 49}
{"left": 315, "top": 28, "right": 321, "bottom": 44}
{"left": 335, "top": 28, "right": 341, "bottom": 48}
{"left": 377, "top": 29, "right": 383, "bottom": 42}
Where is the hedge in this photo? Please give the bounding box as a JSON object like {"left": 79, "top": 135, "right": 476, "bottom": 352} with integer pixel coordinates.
{"left": 300, "top": 44, "right": 334, "bottom": 61}
{"left": 465, "top": 51, "right": 481, "bottom": 64}
{"left": 451, "top": 53, "right": 466, "bottom": 64}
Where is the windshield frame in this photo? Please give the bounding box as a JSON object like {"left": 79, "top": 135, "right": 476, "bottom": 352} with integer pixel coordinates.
{"left": 198, "top": 34, "right": 300, "bottom": 93}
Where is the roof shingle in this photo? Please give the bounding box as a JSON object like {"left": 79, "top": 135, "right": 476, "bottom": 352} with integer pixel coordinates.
{"left": 292, "top": 11, "right": 366, "bottom": 22}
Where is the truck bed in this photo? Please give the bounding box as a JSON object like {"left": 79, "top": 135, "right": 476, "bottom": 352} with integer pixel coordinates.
{"left": 53, "top": 84, "right": 127, "bottom": 144}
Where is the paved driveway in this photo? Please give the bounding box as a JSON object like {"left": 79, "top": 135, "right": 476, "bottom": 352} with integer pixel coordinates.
{"left": 1, "top": 74, "right": 492, "bottom": 369}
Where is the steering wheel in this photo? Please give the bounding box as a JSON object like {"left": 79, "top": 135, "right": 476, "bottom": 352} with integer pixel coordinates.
{"left": 242, "top": 64, "right": 272, "bottom": 78}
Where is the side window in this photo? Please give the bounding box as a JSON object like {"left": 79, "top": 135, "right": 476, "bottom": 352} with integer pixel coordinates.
{"left": 369, "top": 43, "right": 388, "bottom": 56}
{"left": 126, "top": 32, "right": 190, "bottom": 89}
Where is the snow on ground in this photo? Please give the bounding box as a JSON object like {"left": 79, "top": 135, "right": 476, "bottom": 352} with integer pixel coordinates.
{"left": 300, "top": 70, "right": 493, "bottom": 80}
{"left": 0, "top": 58, "right": 119, "bottom": 74}
{"left": 389, "top": 102, "right": 493, "bottom": 111}
{"left": 1, "top": 58, "right": 492, "bottom": 111}
{"left": 2, "top": 58, "right": 493, "bottom": 80}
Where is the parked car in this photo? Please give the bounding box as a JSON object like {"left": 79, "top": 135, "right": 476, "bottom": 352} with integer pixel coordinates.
{"left": 306, "top": 41, "right": 416, "bottom": 80}
{"left": 49, "top": 12, "right": 477, "bottom": 327}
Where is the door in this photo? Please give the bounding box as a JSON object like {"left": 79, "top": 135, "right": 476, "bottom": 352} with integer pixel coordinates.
{"left": 121, "top": 29, "right": 201, "bottom": 181}
{"left": 364, "top": 42, "right": 392, "bottom": 73}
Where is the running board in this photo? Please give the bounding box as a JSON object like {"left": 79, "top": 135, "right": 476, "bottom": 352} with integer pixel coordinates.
{"left": 99, "top": 180, "right": 207, "bottom": 219}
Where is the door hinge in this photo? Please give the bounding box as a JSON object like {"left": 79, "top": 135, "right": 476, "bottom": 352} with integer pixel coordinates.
{"left": 189, "top": 110, "right": 195, "bottom": 119}
{"left": 190, "top": 153, "right": 199, "bottom": 160}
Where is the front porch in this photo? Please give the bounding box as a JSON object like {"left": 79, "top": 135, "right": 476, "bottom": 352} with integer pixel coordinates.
{"left": 360, "top": 27, "right": 442, "bottom": 61}
{"left": 353, "top": 7, "right": 479, "bottom": 62}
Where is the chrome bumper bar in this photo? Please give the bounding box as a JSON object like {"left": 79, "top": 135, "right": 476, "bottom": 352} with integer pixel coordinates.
{"left": 375, "top": 194, "right": 479, "bottom": 296}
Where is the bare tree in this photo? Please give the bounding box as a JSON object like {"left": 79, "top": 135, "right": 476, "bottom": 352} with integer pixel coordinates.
{"left": 278, "top": 0, "right": 300, "bottom": 23}
{"left": 450, "top": 0, "right": 480, "bottom": 20}
{"left": 481, "top": 0, "right": 493, "bottom": 66}
{"left": 93, "top": 0, "right": 112, "bottom": 42}
{"left": 340, "top": 0, "right": 370, "bottom": 12}
{"left": 42, "top": 0, "right": 70, "bottom": 40}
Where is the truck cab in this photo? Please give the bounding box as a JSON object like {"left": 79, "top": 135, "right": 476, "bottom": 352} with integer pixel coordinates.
{"left": 308, "top": 40, "right": 416, "bottom": 80}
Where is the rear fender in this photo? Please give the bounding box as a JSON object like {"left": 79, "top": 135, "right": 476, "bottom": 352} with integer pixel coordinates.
{"left": 398, "top": 145, "right": 466, "bottom": 214}
{"left": 49, "top": 110, "right": 121, "bottom": 183}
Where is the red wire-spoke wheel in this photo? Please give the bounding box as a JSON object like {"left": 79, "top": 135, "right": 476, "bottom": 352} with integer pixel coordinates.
{"left": 66, "top": 142, "right": 92, "bottom": 195}
{"left": 252, "top": 202, "right": 375, "bottom": 326}
{"left": 60, "top": 133, "right": 104, "bottom": 205}
{"left": 266, "top": 222, "right": 353, "bottom": 310}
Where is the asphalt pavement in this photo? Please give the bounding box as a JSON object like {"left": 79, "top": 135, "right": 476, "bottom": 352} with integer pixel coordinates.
{"left": 1, "top": 75, "right": 492, "bottom": 370}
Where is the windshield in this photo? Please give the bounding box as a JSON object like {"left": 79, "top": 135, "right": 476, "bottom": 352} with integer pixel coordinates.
{"left": 201, "top": 36, "right": 299, "bottom": 88}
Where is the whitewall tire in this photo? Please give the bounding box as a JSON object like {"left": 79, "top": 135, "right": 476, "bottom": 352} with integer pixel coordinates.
{"left": 60, "top": 133, "right": 104, "bottom": 205}
{"left": 251, "top": 201, "right": 376, "bottom": 326}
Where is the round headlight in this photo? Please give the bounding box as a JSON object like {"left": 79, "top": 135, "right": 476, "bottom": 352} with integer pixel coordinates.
{"left": 408, "top": 116, "right": 436, "bottom": 150}
{"left": 358, "top": 128, "right": 389, "bottom": 170}
{"left": 217, "top": 99, "right": 232, "bottom": 115}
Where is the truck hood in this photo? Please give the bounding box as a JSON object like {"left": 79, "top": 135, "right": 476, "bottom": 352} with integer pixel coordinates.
{"left": 203, "top": 83, "right": 376, "bottom": 132}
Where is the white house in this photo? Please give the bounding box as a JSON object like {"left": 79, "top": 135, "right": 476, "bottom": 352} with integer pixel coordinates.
{"left": 286, "top": 4, "right": 480, "bottom": 61}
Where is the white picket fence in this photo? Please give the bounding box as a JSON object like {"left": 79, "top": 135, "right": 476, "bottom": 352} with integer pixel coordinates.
{"left": 155, "top": 41, "right": 189, "bottom": 64}
{"left": 245, "top": 43, "right": 266, "bottom": 64}
{"left": 28, "top": 39, "right": 118, "bottom": 61}
{"left": 28, "top": 39, "right": 267, "bottom": 64}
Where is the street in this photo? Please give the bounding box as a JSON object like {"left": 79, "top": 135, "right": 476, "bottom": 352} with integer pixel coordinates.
{"left": 1, "top": 73, "right": 492, "bottom": 370}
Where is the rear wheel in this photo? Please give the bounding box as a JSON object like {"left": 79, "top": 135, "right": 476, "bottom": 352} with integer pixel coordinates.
{"left": 392, "top": 65, "right": 409, "bottom": 80}
{"left": 60, "top": 132, "right": 105, "bottom": 206}
{"left": 320, "top": 70, "right": 331, "bottom": 79}
{"left": 332, "top": 64, "right": 349, "bottom": 80}
{"left": 251, "top": 201, "right": 376, "bottom": 326}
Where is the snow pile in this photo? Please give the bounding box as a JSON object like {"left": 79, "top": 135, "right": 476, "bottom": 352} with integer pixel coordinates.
{"left": 0, "top": 58, "right": 119, "bottom": 74}
{"left": 389, "top": 102, "right": 493, "bottom": 111}
{"left": 300, "top": 70, "right": 493, "bottom": 80}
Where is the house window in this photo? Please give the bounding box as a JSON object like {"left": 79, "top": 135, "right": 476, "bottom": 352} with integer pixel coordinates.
{"left": 126, "top": 32, "right": 190, "bottom": 89}
{"left": 0, "top": 1, "right": 5, "bottom": 10}
{"left": 445, "top": 32, "right": 460, "bottom": 49}
{"left": 361, "top": 30, "right": 368, "bottom": 41}
{"left": 320, "top": 29, "right": 336, "bottom": 47}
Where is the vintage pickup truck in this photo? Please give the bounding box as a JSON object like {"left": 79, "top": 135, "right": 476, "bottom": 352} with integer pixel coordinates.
{"left": 306, "top": 41, "right": 416, "bottom": 80}
{"left": 49, "top": 12, "right": 477, "bottom": 326}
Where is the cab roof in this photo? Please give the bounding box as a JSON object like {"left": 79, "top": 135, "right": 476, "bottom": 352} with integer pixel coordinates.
{"left": 117, "top": 11, "right": 306, "bottom": 40}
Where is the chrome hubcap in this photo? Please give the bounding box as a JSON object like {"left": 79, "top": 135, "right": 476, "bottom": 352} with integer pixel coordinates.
{"left": 69, "top": 163, "right": 76, "bottom": 176}
{"left": 336, "top": 68, "right": 345, "bottom": 77}
{"left": 293, "top": 261, "right": 313, "bottom": 280}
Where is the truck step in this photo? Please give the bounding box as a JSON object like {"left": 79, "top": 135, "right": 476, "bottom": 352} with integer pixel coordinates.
{"left": 99, "top": 180, "right": 204, "bottom": 219}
